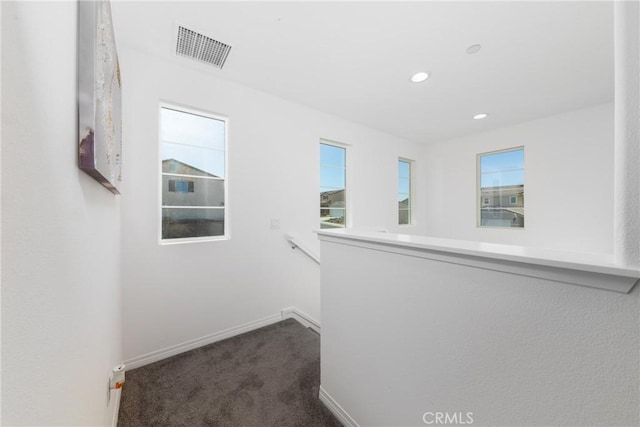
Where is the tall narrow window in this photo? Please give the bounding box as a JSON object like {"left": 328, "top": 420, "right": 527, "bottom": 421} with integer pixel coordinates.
{"left": 160, "top": 106, "right": 227, "bottom": 241}
{"left": 398, "top": 158, "right": 413, "bottom": 225}
{"left": 478, "top": 147, "right": 524, "bottom": 228}
{"left": 320, "top": 142, "right": 346, "bottom": 228}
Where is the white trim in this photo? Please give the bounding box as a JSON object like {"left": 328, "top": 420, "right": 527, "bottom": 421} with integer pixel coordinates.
{"left": 281, "top": 307, "right": 321, "bottom": 333}
{"left": 158, "top": 102, "right": 230, "bottom": 244}
{"left": 318, "top": 229, "right": 640, "bottom": 293}
{"left": 161, "top": 205, "right": 224, "bottom": 209}
{"left": 161, "top": 139, "right": 225, "bottom": 152}
{"left": 159, "top": 234, "right": 227, "bottom": 245}
{"left": 123, "top": 313, "right": 281, "bottom": 370}
{"left": 319, "top": 386, "right": 359, "bottom": 427}
{"left": 398, "top": 157, "right": 414, "bottom": 226}
{"left": 320, "top": 139, "right": 351, "bottom": 228}
{"left": 162, "top": 172, "right": 224, "bottom": 181}
{"left": 111, "top": 388, "right": 122, "bottom": 427}
{"left": 476, "top": 146, "right": 525, "bottom": 228}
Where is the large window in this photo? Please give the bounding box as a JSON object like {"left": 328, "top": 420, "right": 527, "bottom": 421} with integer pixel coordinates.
{"left": 160, "top": 106, "right": 227, "bottom": 241}
{"left": 478, "top": 147, "right": 524, "bottom": 228}
{"left": 320, "top": 142, "right": 347, "bottom": 229}
{"left": 398, "top": 158, "right": 413, "bottom": 225}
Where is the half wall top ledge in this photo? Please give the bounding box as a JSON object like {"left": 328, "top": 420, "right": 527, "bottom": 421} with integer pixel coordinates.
{"left": 317, "top": 229, "right": 640, "bottom": 294}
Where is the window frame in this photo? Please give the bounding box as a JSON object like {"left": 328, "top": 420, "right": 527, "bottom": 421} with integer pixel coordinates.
{"left": 476, "top": 146, "right": 525, "bottom": 229}
{"left": 158, "top": 102, "right": 229, "bottom": 244}
{"left": 398, "top": 157, "right": 415, "bottom": 226}
{"left": 320, "top": 139, "right": 350, "bottom": 229}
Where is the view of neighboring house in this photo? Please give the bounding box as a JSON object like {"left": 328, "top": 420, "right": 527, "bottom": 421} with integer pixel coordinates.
{"left": 7, "top": 2, "right": 638, "bottom": 427}
{"left": 162, "top": 158, "right": 225, "bottom": 238}
{"left": 480, "top": 184, "right": 524, "bottom": 227}
{"left": 399, "top": 197, "right": 410, "bottom": 224}
{"left": 320, "top": 189, "right": 345, "bottom": 228}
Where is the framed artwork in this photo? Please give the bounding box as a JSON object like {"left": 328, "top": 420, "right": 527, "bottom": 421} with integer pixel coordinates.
{"left": 78, "top": 0, "right": 122, "bottom": 194}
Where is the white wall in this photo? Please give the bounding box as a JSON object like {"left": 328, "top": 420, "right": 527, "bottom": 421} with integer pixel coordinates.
{"left": 1, "top": 2, "right": 122, "bottom": 426}
{"left": 320, "top": 237, "right": 639, "bottom": 426}
{"left": 614, "top": 0, "right": 640, "bottom": 267}
{"left": 118, "top": 47, "right": 426, "bottom": 363}
{"left": 424, "top": 103, "right": 614, "bottom": 254}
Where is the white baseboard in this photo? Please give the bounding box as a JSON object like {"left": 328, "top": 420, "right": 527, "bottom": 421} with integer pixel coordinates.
{"left": 123, "top": 313, "right": 282, "bottom": 370}
{"left": 111, "top": 388, "right": 122, "bottom": 427}
{"left": 281, "top": 306, "right": 321, "bottom": 333}
{"left": 319, "top": 385, "right": 359, "bottom": 427}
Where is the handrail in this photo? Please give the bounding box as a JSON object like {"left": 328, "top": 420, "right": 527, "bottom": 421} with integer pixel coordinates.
{"left": 287, "top": 235, "right": 320, "bottom": 265}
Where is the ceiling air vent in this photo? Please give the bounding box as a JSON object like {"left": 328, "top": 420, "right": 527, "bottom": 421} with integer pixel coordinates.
{"left": 175, "top": 26, "right": 231, "bottom": 69}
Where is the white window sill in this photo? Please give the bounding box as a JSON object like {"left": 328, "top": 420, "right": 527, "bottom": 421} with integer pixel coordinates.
{"left": 160, "top": 235, "right": 229, "bottom": 245}
{"left": 317, "top": 229, "right": 640, "bottom": 293}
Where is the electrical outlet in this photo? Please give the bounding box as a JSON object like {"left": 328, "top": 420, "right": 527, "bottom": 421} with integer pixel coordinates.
{"left": 270, "top": 218, "right": 281, "bottom": 230}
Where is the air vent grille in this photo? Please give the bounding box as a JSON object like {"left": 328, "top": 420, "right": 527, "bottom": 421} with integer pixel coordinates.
{"left": 176, "top": 26, "right": 231, "bottom": 69}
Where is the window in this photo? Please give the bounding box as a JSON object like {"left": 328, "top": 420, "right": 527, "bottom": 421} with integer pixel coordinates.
{"left": 478, "top": 147, "right": 524, "bottom": 228}
{"left": 398, "top": 158, "right": 413, "bottom": 225}
{"left": 169, "top": 180, "right": 195, "bottom": 193}
{"left": 160, "top": 105, "right": 227, "bottom": 241}
{"left": 320, "top": 142, "right": 346, "bottom": 228}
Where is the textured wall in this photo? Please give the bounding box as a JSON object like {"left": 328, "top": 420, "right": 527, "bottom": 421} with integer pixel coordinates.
{"left": 321, "top": 239, "right": 639, "bottom": 426}
{"left": 1, "top": 2, "right": 123, "bottom": 425}
{"left": 117, "top": 47, "right": 427, "bottom": 364}
{"left": 423, "top": 103, "right": 615, "bottom": 254}
{"left": 614, "top": 1, "right": 640, "bottom": 267}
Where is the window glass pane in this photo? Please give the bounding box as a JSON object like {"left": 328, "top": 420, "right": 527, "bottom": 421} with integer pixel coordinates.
{"left": 320, "top": 186, "right": 341, "bottom": 193}
{"left": 320, "top": 142, "right": 346, "bottom": 228}
{"left": 398, "top": 178, "right": 410, "bottom": 195}
{"left": 479, "top": 148, "right": 524, "bottom": 228}
{"left": 160, "top": 108, "right": 225, "bottom": 151}
{"left": 320, "top": 143, "right": 346, "bottom": 168}
{"left": 480, "top": 149, "right": 523, "bottom": 173}
{"left": 162, "top": 208, "right": 225, "bottom": 239}
{"left": 320, "top": 208, "right": 345, "bottom": 229}
{"left": 320, "top": 166, "right": 345, "bottom": 190}
{"left": 480, "top": 170, "right": 524, "bottom": 188}
{"left": 398, "top": 160, "right": 410, "bottom": 179}
{"left": 399, "top": 209, "right": 410, "bottom": 225}
{"left": 163, "top": 176, "right": 225, "bottom": 207}
{"left": 160, "top": 106, "right": 227, "bottom": 241}
{"left": 320, "top": 190, "right": 346, "bottom": 208}
{"left": 398, "top": 159, "right": 412, "bottom": 225}
{"left": 162, "top": 142, "right": 225, "bottom": 177}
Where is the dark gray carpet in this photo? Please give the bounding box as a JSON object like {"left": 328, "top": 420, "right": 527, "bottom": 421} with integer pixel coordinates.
{"left": 118, "top": 318, "right": 341, "bottom": 427}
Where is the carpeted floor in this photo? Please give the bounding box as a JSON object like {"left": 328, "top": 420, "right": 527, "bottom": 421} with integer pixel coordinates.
{"left": 118, "top": 318, "right": 341, "bottom": 427}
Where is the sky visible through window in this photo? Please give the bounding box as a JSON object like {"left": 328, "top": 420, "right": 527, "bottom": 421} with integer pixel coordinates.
{"left": 479, "top": 148, "right": 525, "bottom": 228}
{"left": 398, "top": 160, "right": 410, "bottom": 201}
{"left": 160, "top": 106, "right": 227, "bottom": 240}
{"left": 161, "top": 108, "right": 225, "bottom": 177}
{"left": 320, "top": 143, "right": 345, "bottom": 192}
{"left": 320, "top": 142, "right": 346, "bottom": 228}
{"left": 398, "top": 159, "right": 411, "bottom": 225}
{"left": 480, "top": 149, "right": 524, "bottom": 188}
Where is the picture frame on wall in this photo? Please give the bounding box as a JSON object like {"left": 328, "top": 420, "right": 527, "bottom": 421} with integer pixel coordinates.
{"left": 78, "top": 0, "right": 122, "bottom": 194}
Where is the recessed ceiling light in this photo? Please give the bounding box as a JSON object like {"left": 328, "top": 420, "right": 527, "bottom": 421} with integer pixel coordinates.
{"left": 473, "top": 113, "right": 488, "bottom": 120}
{"left": 410, "top": 72, "right": 430, "bottom": 83}
{"left": 466, "top": 44, "right": 482, "bottom": 54}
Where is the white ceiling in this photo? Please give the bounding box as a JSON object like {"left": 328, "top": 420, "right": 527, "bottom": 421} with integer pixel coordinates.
{"left": 111, "top": 1, "right": 614, "bottom": 145}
